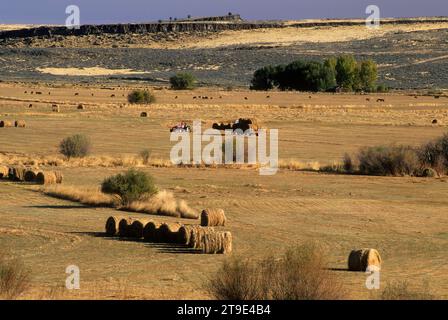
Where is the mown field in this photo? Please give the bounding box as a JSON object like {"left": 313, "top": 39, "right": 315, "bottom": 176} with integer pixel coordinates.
{"left": 1, "top": 83, "right": 448, "bottom": 299}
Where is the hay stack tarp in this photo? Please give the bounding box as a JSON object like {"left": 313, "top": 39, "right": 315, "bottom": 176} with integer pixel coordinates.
{"left": 143, "top": 221, "right": 162, "bottom": 242}
{"left": 348, "top": 248, "right": 382, "bottom": 271}
{"left": 200, "top": 208, "right": 227, "bottom": 227}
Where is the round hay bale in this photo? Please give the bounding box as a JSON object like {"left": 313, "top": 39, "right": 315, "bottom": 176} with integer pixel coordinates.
{"left": 140, "top": 112, "right": 148, "bottom": 117}
{"left": 24, "top": 169, "right": 39, "bottom": 182}
{"left": 143, "top": 221, "right": 162, "bottom": 242}
{"left": 77, "top": 104, "right": 84, "bottom": 110}
{"left": 0, "top": 120, "right": 13, "bottom": 128}
{"left": 10, "top": 167, "right": 27, "bottom": 181}
{"left": 348, "top": 248, "right": 382, "bottom": 271}
{"left": 105, "top": 216, "right": 122, "bottom": 236}
{"left": 189, "top": 227, "right": 215, "bottom": 249}
{"left": 52, "top": 105, "right": 60, "bottom": 112}
{"left": 15, "top": 120, "right": 26, "bottom": 128}
{"left": 118, "top": 218, "right": 135, "bottom": 237}
{"left": 432, "top": 119, "right": 438, "bottom": 125}
{"left": 200, "top": 208, "right": 226, "bottom": 227}
{"left": 128, "top": 218, "right": 154, "bottom": 239}
{"left": 54, "top": 171, "right": 63, "bottom": 184}
{"left": 36, "top": 171, "right": 57, "bottom": 185}
{"left": 157, "top": 223, "right": 182, "bottom": 243}
{"left": 202, "top": 231, "right": 232, "bottom": 254}
{"left": 0, "top": 166, "right": 9, "bottom": 179}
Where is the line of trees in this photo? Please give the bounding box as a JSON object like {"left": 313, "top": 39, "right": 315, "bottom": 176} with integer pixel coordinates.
{"left": 250, "top": 55, "right": 387, "bottom": 92}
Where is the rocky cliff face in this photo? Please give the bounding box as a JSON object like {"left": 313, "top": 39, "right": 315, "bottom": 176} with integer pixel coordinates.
{"left": 0, "top": 22, "right": 282, "bottom": 40}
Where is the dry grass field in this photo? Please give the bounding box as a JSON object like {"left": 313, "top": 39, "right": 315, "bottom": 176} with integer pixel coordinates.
{"left": 1, "top": 82, "right": 447, "bottom": 299}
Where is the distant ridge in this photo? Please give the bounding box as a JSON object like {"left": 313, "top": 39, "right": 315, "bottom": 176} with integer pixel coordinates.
{"left": 0, "top": 16, "right": 447, "bottom": 40}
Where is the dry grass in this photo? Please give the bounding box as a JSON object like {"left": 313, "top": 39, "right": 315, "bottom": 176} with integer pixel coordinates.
{"left": 42, "top": 185, "right": 198, "bottom": 219}
{"left": 124, "top": 190, "right": 198, "bottom": 219}
{"left": 42, "top": 185, "right": 114, "bottom": 207}
{"left": 381, "top": 281, "right": 435, "bottom": 300}
{"left": 278, "top": 159, "right": 321, "bottom": 171}
{"left": 206, "top": 243, "right": 346, "bottom": 300}
{"left": 0, "top": 252, "right": 31, "bottom": 300}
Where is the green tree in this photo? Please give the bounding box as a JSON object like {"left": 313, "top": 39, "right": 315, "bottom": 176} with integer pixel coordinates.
{"left": 127, "top": 90, "right": 156, "bottom": 104}
{"left": 359, "top": 59, "right": 378, "bottom": 91}
{"left": 101, "top": 169, "right": 158, "bottom": 205}
{"left": 336, "top": 55, "right": 359, "bottom": 90}
{"left": 250, "top": 65, "right": 277, "bottom": 90}
{"left": 170, "top": 73, "right": 197, "bottom": 90}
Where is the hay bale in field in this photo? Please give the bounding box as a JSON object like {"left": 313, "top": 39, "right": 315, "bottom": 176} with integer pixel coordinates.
{"left": 348, "top": 248, "right": 382, "bottom": 271}
{"left": 0, "top": 120, "right": 13, "bottom": 127}
{"left": 128, "top": 218, "right": 154, "bottom": 239}
{"left": 176, "top": 225, "right": 209, "bottom": 245}
{"left": 15, "top": 120, "right": 26, "bottom": 128}
{"left": 0, "top": 166, "right": 9, "bottom": 179}
{"left": 54, "top": 171, "right": 63, "bottom": 184}
{"left": 202, "top": 231, "right": 233, "bottom": 254}
{"left": 189, "top": 227, "right": 215, "bottom": 249}
{"left": 201, "top": 208, "right": 226, "bottom": 227}
{"left": 143, "top": 221, "right": 162, "bottom": 242}
{"left": 77, "top": 104, "right": 84, "bottom": 110}
{"left": 105, "top": 216, "right": 123, "bottom": 236}
{"left": 157, "top": 223, "right": 182, "bottom": 243}
{"left": 52, "top": 104, "right": 59, "bottom": 112}
{"left": 10, "top": 167, "right": 27, "bottom": 181}
{"left": 140, "top": 112, "right": 148, "bottom": 117}
{"left": 36, "top": 171, "right": 57, "bottom": 185}
{"left": 118, "top": 217, "right": 135, "bottom": 237}
{"left": 24, "top": 169, "right": 39, "bottom": 182}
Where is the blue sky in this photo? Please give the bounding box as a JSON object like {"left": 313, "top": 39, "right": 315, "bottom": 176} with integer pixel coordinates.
{"left": 0, "top": 0, "right": 446, "bottom": 24}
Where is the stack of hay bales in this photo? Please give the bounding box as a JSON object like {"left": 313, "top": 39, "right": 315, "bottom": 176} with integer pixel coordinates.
{"left": 14, "top": 120, "right": 26, "bottom": 128}
{"left": 157, "top": 223, "right": 182, "bottom": 243}
{"left": 201, "top": 208, "right": 226, "bottom": 226}
{"left": 0, "top": 166, "right": 9, "bottom": 179}
{"left": 9, "top": 167, "right": 27, "bottom": 181}
{"left": 143, "top": 221, "right": 162, "bottom": 242}
{"left": 24, "top": 169, "right": 40, "bottom": 182}
{"left": 36, "top": 171, "right": 63, "bottom": 185}
{"left": 118, "top": 217, "right": 135, "bottom": 237}
{"left": 128, "top": 218, "right": 154, "bottom": 239}
{"left": 0, "top": 120, "right": 13, "bottom": 127}
{"left": 105, "top": 216, "right": 122, "bottom": 236}
{"left": 348, "top": 248, "right": 382, "bottom": 271}
{"left": 190, "top": 228, "right": 232, "bottom": 254}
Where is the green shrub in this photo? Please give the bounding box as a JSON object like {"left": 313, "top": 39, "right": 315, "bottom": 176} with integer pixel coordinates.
{"left": 59, "top": 134, "right": 91, "bottom": 159}
{"left": 335, "top": 55, "right": 358, "bottom": 91}
{"left": 421, "top": 168, "right": 437, "bottom": 178}
{"left": 127, "top": 90, "right": 156, "bottom": 104}
{"left": 101, "top": 169, "right": 158, "bottom": 205}
{"left": 169, "top": 73, "right": 196, "bottom": 90}
{"left": 250, "top": 65, "right": 277, "bottom": 90}
{"left": 206, "top": 243, "right": 346, "bottom": 300}
{"left": 358, "top": 145, "right": 420, "bottom": 176}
